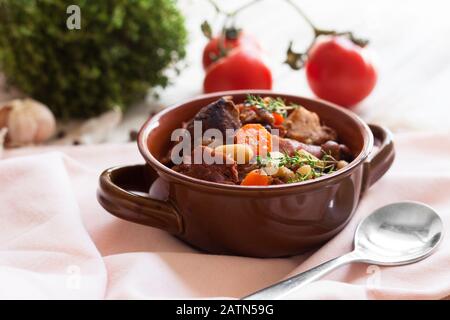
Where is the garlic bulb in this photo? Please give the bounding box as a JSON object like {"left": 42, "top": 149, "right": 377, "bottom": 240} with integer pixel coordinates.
{"left": 0, "top": 98, "right": 56, "bottom": 146}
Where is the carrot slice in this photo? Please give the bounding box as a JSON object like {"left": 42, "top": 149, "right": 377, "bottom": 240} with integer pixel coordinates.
{"left": 235, "top": 123, "right": 272, "bottom": 156}
{"left": 272, "top": 112, "right": 284, "bottom": 125}
{"left": 241, "top": 169, "right": 271, "bottom": 186}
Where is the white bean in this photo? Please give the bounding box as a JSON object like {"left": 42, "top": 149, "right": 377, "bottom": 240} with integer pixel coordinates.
{"left": 337, "top": 160, "right": 349, "bottom": 170}
{"left": 276, "top": 166, "right": 296, "bottom": 180}
{"left": 214, "top": 144, "right": 254, "bottom": 164}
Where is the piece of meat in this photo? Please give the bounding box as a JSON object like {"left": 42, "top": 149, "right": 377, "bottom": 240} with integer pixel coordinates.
{"left": 172, "top": 146, "right": 239, "bottom": 185}
{"left": 238, "top": 107, "right": 258, "bottom": 124}
{"left": 321, "top": 140, "right": 341, "bottom": 159}
{"left": 271, "top": 177, "right": 286, "bottom": 185}
{"left": 186, "top": 97, "right": 241, "bottom": 146}
{"left": 173, "top": 163, "right": 239, "bottom": 185}
{"left": 270, "top": 124, "right": 287, "bottom": 137}
{"left": 284, "top": 107, "right": 337, "bottom": 145}
{"left": 321, "top": 140, "right": 354, "bottom": 161}
{"left": 338, "top": 144, "right": 353, "bottom": 161}
{"left": 272, "top": 135, "right": 322, "bottom": 158}
{"left": 239, "top": 105, "right": 274, "bottom": 126}
{"left": 238, "top": 104, "right": 287, "bottom": 136}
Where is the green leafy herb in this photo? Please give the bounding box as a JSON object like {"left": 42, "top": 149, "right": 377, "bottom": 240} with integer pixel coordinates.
{"left": 255, "top": 155, "right": 263, "bottom": 166}
{"left": 0, "top": 0, "right": 187, "bottom": 118}
{"left": 245, "top": 94, "right": 297, "bottom": 117}
{"left": 257, "top": 150, "right": 338, "bottom": 183}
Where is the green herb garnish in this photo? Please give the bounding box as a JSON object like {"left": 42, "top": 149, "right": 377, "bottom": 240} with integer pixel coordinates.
{"left": 245, "top": 95, "right": 297, "bottom": 117}
{"left": 258, "top": 150, "right": 338, "bottom": 183}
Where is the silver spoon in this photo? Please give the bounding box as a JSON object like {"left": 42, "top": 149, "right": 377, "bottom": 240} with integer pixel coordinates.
{"left": 244, "top": 201, "right": 443, "bottom": 300}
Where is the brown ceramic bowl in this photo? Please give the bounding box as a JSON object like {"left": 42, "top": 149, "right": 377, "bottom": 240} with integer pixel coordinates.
{"left": 97, "top": 91, "right": 395, "bottom": 258}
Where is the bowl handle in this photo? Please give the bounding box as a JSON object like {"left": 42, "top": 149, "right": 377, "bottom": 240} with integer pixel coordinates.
{"left": 97, "top": 164, "right": 183, "bottom": 235}
{"left": 361, "top": 124, "right": 395, "bottom": 194}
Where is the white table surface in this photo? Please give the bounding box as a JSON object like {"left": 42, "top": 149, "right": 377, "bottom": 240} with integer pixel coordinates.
{"left": 1, "top": 0, "right": 450, "bottom": 143}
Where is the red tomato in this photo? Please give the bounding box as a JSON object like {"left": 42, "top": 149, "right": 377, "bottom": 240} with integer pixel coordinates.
{"left": 203, "top": 49, "right": 272, "bottom": 93}
{"left": 202, "top": 32, "right": 261, "bottom": 70}
{"left": 305, "top": 36, "right": 377, "bottom": 107}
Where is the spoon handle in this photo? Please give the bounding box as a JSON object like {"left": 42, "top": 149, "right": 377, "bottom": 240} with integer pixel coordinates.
{"left": 243, "top": 251, "right": 361, "bottom": 300}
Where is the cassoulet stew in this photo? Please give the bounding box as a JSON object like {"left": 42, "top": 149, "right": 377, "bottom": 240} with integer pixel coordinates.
{"left": 167, "top": 95, "right": 354, "bottom": 186}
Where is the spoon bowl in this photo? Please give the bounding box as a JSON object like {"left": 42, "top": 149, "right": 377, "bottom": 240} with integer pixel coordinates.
{"left": 355, "top": 202, "right": 444, "bottom": 265}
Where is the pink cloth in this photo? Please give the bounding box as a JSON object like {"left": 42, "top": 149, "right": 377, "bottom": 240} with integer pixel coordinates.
{"left": 1, "top": 131, "right": 450, "bottom": 299}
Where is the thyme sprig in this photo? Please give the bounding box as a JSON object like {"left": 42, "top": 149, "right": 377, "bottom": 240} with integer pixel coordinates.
{"left": 245, "top": 94, "right": 297, "bottom": 117}
{"left": 287, "top": 152, "right": 338, "bottom": 183}
{"left": 257, "top": 150, "right": 338, "bottom": 183}
{"left": 279, "top": 151, "right": 336, "bottom": 171}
